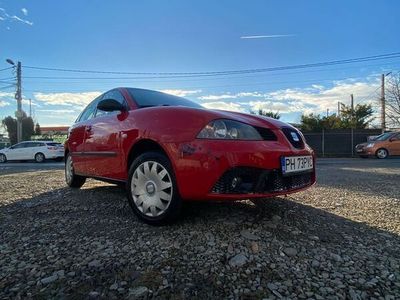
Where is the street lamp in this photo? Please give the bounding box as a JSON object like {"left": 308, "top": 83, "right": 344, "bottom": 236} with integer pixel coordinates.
{"left": 6, "top": 58, "right": 15, "bottom": 66}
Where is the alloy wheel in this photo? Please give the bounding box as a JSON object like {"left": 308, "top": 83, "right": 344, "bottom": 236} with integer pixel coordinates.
{"left": 376, "top": 149, "right": 388, "bottom": 159}
{"left": 65, "top": 155, "right": 73, "bottom": 185}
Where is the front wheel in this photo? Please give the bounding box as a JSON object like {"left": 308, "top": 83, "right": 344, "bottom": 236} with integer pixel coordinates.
{"left": 127, "top": 152, "right": 182, "bottom": 225}
{"left": 376, "top": 148, "right": 388, "bottom": 159}
{"left": 0, "top": 154, "right": 6, "bottom": 163}
{"left": 65, "top": 154, "right": 86, "bottom": 188}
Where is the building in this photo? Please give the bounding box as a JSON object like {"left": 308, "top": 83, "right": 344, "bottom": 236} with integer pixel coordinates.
{"left": 40, "top": 126, "right": 69, "bottom": 135}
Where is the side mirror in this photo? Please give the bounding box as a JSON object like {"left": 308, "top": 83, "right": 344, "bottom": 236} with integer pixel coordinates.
{"left": 97, "top": 99, "right": 126, "bottom": 112}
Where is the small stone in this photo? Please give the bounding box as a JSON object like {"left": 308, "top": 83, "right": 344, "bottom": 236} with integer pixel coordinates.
{"left": 240, "top": 230, "right": 260, "bottom": 241}
{"left": 229, "top": 254, "right": 248, "bottom": 267}
{"left": 88, "top": 291, "right": 100, "bottom": 299}
{"left": 283, "top": 247, "right": 298, "bottom": 257}
{"left": 330, "top": 253, "right": 342, "bottom": 262}
{"left": 128, "top": 286, "right": 148, "bottom": 298}
{"left": 308, "top": 235, "right": 320, "bottom": 241}
{"left": 267, "top": 282, "right": 278, "bottom": 291}
{"left": 67, "top": 271, "right": 75, "bottom": 277}
{"left": 88, "top": 260, "right": 101, "bottom": 267}
{"left": 311, "top": 260, "right": 320, "bottom": 268}
{"left": 110, "top": 283, "right": 118, "bottom": 290}
{"left": 40, "top": 274, "right": 58, "bottom": 284}
{"left": 250, "top": 241, "right": 260, "bottom": 254}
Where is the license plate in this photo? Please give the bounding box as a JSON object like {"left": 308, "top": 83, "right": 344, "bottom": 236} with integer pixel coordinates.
{"left": 281, "top": 155, "right": 313, "bottom": 175}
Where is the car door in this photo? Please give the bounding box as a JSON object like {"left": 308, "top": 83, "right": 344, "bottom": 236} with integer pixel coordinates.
{"left": 83, "top": 89, "right": 129, "bottom": 180}
{"left": 68, "top": 98, "right": 100, "bottom": 175}
{"left": 20, "top": 142, "right": 36, "bottom": 160}
{"left": 389, "top": 133, "right": 400, "bottom": 155}
{"left": 8, "top": 142, "right": 27, "bottom": 160}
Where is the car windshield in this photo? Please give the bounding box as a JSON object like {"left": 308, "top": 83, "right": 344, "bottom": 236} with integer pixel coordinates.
{"left": 127, "top": 88, "right": 203, "bottom": 109}
{"left": 374, "top": 132, "right": 393, "bottom": 141}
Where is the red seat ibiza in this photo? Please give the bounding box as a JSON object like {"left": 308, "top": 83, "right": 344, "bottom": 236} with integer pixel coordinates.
{"left": 65, "top": 88, "right": 316, "bottom": 225}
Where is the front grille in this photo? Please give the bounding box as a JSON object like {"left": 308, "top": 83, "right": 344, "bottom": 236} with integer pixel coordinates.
{"left": 211, "top": 167, "right": 313, "bottom": 194}
{"left": 282, "top": 127, "right": 304, "bottom": 149}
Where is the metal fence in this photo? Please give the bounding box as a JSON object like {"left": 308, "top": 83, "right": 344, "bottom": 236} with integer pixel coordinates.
{"left": 303, "top": 129, "right": 383, "bottom": 157}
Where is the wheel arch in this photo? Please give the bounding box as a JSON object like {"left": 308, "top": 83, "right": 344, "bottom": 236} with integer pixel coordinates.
{"left": 126, "top": 139, "right": 171, "bottom": 172}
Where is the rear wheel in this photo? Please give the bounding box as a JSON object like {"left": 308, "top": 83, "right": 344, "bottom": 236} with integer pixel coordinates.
{"left": 0, "top": 154, "right": 6, "bottom": 163}
{"left": 65, "top": 154, "right": 86, "bottom": 188}
{"left": 35, "top": 152, "right": 45, "bottom": 163}
{"left": 376, "top": 148, "right": 388, "bottom": 159}
{"left": 127, "top": 152, "right": 182, "bottom": 225}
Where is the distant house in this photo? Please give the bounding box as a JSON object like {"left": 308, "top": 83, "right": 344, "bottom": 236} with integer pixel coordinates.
{"left": 40, "top": 126, "right": 69, "bottom": 135}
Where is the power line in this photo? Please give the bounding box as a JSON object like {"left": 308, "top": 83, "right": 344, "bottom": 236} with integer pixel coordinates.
{"left": 0, "top": 66, "right": 13, "bottom": 72}
{"left": 0, "top": 85, "right": 14, "bottom": 90}
{"left": 22, "top": 52, "right": 400, "bottom": 77}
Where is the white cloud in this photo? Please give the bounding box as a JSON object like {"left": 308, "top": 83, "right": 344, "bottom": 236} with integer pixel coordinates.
{"left": 34, "top": 91, "right": 101, "bottom": 107}
{"left": 198, "top": 78, "right": 381, "bottom": 121}
{"left": 0, "top": 100, "right": 10, "bottom": 107}
{"left": 240, "top": 34, "right": 295, "bottom": 39}
{"left": 0, "top": 7, "right": 33, "bottom": 26}
{"left": 21, "top": 8, "right": 28, "bottom": 16}
{"left": 159, "top": 89, "right": 201, "bottom": 97}
{"left": 199, "top": 94, "right": 238, "bottom": 101}
{"left": 202, "top": 101, "right": 244, "bottom": 112}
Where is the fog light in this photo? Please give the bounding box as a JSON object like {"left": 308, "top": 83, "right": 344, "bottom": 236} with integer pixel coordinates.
{"left": 231, "top": 177, "right": 241, "bottom": 188}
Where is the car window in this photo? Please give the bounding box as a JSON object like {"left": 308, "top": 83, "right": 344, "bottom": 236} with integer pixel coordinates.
{"left": 392, "top": 133, "right": 400, "bottom": 141}
{"left": 78, "top": 99, "right": 99, "bottom": 122}
{"left": 127, "top": 88, "right": 202, "bottom": 109}
{"left": 11, "top": 143, "right": 25, "bottom": 149}
{"left": 96, "top": 89, "right": 127, "bottom": 117}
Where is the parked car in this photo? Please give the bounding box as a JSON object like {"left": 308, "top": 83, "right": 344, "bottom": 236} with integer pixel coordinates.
{"left": 355, "top": 131, "right": 400, "bottom": 158}
{"left": 0, "top": 141, "right": 64, "bottom": 163}
{"left": 65, "top": 87, "right": 316, "bottom": 225}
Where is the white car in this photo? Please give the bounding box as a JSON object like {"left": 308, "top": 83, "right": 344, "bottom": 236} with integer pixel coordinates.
{"left": 0, "top": 141, "right": 64, "bottom": 163}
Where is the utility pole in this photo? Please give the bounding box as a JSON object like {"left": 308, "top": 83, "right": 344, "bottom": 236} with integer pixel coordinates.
{"left": 16, "top": 62, "right": 23, "bottom": 143}
{"left": 326, "top": 108, "right": 329, "bottom": 117}
{"left": 350, "top": 94, "right": 354, "bottom": 111}
{"left": 6, "top": 59, "right": 23, "bottom": 143}
{"left": 29, "top": 99, "right": 32, "bottom": 117}
{"left": 380, "top": 73, "right": 386, "bottom": 133}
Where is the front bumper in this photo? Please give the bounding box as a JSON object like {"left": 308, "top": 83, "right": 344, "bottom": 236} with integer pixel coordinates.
{"left": 165, "top": 139, "right": 316, "bottom": 201}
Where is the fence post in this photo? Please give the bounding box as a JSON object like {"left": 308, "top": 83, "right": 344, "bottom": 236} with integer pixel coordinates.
{"left": 351, "top": 128, "right": 354, "bottom": 157}
{"left": 322, "top": 128, "right": 325, "bottom": 157}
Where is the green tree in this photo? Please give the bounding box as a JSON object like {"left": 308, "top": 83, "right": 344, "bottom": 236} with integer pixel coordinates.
{"left": 300, "top": 113, "right": 323, "bottom": 131}
{"left": 340, "top": 104, "right": 374, "bottom": 129}
{"left": 2, "top": 116, "right": 17, "bottom": 145}
{"left": 255, "top": 109, "right": 281, "bottom": 119}
{"left": 35, "top": 123, "right": 41, "bottom": 135}
{"left": 1, "top": 112, "right": 35, "bottom": 144}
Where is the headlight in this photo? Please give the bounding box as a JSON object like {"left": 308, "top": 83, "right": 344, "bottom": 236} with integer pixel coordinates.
{"left": 197, "top": 119, "right": 263, "bottom": 140}
{"left": 366, "top": 143, "right": 375, "bottom": 148}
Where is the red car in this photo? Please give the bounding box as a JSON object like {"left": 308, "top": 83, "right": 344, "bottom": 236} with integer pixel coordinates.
{"left": 65, "top": 88, "right": 316, "bottom": 225}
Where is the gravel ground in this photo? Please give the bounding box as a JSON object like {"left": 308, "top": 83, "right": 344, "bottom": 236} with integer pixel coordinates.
{"left": 0, "top": 162, "right": 399, "bottom": 299}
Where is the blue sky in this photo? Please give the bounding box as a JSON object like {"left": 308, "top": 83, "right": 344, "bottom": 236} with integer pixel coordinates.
{"left": 1, "top": 0, "right": 400, "bottom": 127}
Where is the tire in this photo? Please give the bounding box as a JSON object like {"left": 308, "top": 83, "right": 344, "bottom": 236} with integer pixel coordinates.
{"left": 0, "top": 154, "right": 6, "bottom": 163}
{"left": 65, "top": 153, "right": 86, "bottom": 188}
{"left": 35, "top": 152, "right": 45, "bottom": 163}
{"left": 127, "top": 152, "right": 182, "bottom": 225}
{"left": 376, "top": 148, "right": 388, "bottom": 159}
